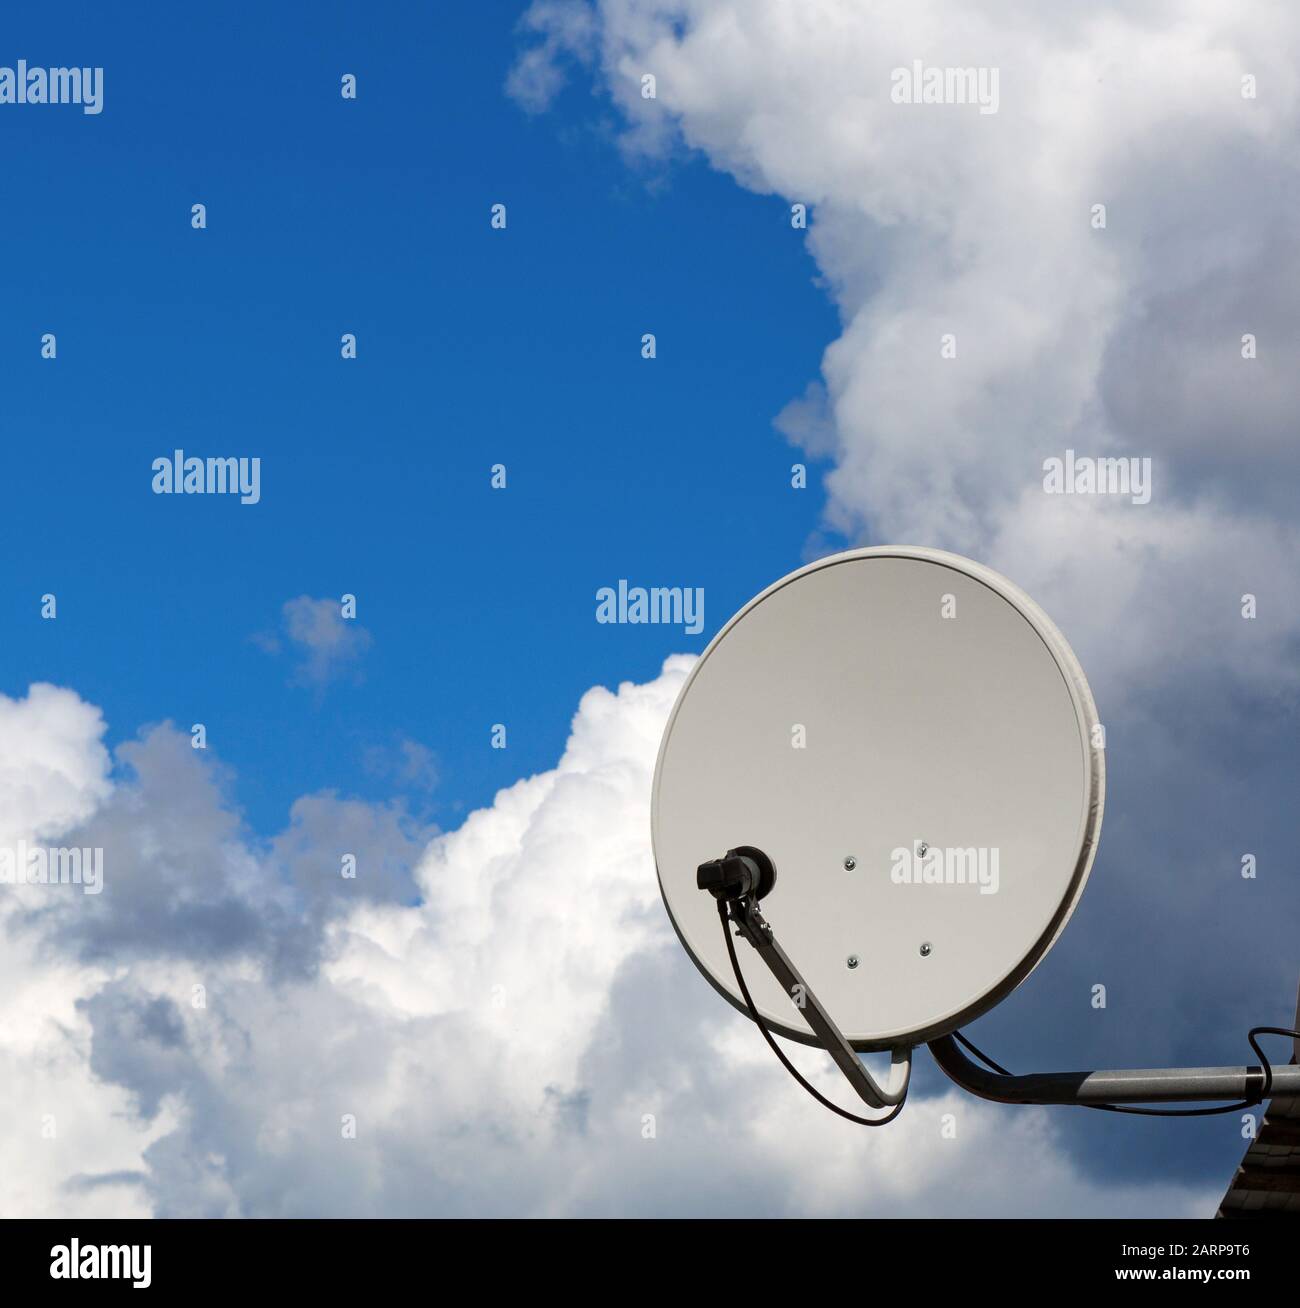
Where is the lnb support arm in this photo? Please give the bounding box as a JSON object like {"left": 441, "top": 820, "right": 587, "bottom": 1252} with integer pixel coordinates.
{"left": 726, "top": 894, "right": 911, "bottom": 1110}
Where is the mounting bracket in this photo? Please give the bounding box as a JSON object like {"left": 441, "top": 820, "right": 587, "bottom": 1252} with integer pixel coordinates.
{"left": 928, "top": 1032, "right": 1300, "bottom": 1105}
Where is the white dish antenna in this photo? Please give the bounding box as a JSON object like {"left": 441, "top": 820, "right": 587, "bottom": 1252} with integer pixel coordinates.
{"left": 652, "top": 547, "right": 1297, "bottom": 1122}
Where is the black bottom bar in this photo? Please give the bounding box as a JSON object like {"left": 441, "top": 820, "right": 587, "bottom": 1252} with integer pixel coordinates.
{"left": 6, "top": 1216, "right": 1298, "bottom": 1292}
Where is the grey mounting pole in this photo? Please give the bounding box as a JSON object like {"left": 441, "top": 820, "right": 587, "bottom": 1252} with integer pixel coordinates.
{"left": 731, "top": 898, "right": 910, "bottom": 1110}
{"left": 928, "top": 1033, "right": 1300, "bottom": 1105}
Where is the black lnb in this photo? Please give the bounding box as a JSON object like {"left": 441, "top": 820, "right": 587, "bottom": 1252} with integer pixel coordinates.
{"left": 695, "top": 846, "right": 776, "bottom": 901}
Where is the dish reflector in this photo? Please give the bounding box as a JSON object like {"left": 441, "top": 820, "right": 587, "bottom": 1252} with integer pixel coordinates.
{"left": 652, "top": 547, "right": 1103, "bottom": 1050}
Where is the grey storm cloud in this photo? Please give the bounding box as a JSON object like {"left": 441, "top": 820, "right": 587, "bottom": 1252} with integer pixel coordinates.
{"left": 13, "top": 720, "right": 434, "bottom": 984}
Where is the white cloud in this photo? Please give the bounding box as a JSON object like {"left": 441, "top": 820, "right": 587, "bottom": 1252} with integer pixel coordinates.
{"left": 510, "top": 0, "right": 1300, "bottom": 706}
{"left": 0, "top": 669, "right": 1215, "bottom": 1216}
{"left": 255, "top": 596, "right": 372, "bottom": 690}
{"left": 0, "top": 686, "right": 158, "bottom": 1218}
{"left": 0, "top": 683, "right": 111, "bottom": 846}
{"left": 506, "top": 0, "right": 599, "bottom": 112}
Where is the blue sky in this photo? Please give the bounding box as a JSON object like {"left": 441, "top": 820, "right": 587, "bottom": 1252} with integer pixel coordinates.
{"left": 1, "top": 1, "right": 835, "bottom": 832}
{"left": 2, "top": 1, "right": 1297, "bottom": 1219}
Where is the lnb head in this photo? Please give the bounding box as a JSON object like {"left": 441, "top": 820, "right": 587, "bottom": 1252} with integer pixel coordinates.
{"left": 695, "top": 846, "right": 777, "bottom": 902}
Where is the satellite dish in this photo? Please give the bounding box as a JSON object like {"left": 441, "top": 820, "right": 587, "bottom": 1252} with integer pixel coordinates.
{"left": 652, "top": 546, "right": 1103, "bottom": 1052}
{"left": 653, "top": 545, "right": 1300, "bottom": 1120}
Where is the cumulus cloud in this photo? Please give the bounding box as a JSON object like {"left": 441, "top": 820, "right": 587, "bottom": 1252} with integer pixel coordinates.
{"left": 0, "top": 683, "right": 112, "bottom": 843}
{"left": 502, "top": 0, "right": 1300, "bottom": 1202}
{"left": 0, "top": 669, "right": 1216, "bottom": 1216}
{"left": 0, "top": 686, "right": 157, "bottom": 1218}
{"left": 509, "top": 0, "right": 1300, "bottom": 706}
{"left": 4, "top": 0, "right": 1292, "bottom": 1220}
{"left": 0, "top": 680, "right": 428, "bottom": 1217}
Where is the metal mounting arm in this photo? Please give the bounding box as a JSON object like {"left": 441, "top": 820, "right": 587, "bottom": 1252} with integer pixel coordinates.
{"left": 928, "top": 1033, "right": 1300, "bottom": 1105}
{"left": 730, "top": 897, "right": 911, "bottom": 1109}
